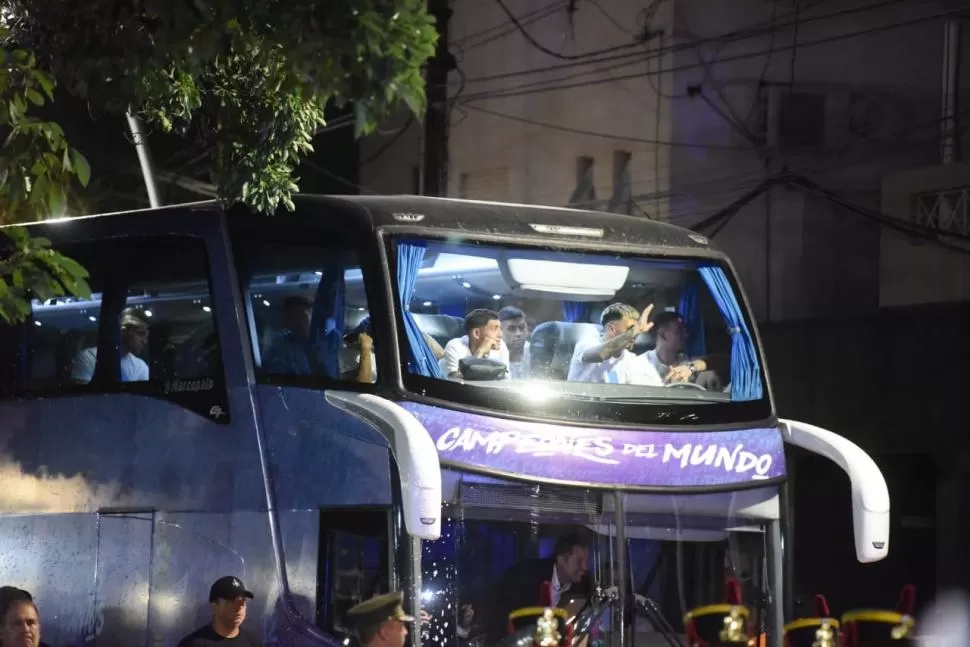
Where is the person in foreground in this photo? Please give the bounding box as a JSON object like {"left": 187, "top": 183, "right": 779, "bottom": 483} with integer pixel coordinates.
{"left": 0, "top": 588, "right": 43, "bottom": 647}
{"left": 346, "top": 591, "right": 414, "bottom": 647}
{"left": 178, "top": 576, "right": 264, "bottom": 646}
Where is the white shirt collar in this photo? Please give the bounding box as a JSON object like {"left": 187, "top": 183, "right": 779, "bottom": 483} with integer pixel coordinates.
{"left": 551, "top": 564, "right": 570, "bottom": 593}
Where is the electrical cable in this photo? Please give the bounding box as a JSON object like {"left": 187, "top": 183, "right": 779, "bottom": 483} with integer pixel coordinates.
{"left": 491, "top": 0, "right": 647, "bottom": 61}
{"left": 586, "top": 0, "right": 635, "bottom": 35}
{"left": 463, "top": 103, "right": 750, "bottom": 150}
{"left": 454, "top": 0, "right": 911, "bottom": 87}
{"left": 462, "top": 3, "right": 569, "bottom": 54}
{"left": 455, "top": 1, "right": 565, "bottom": 48}
{"left": 457, "top": 6, "right": 969, "bottom": 103}
{"left": 359, "top": 116, "right": 415, "bottom": 167}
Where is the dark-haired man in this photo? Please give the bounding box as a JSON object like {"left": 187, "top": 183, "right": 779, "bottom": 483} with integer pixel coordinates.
{"left": 568, "top": 303, "right": 663, "bottom": 385}
{"left": 480, "top": 533, "right": 591, "bottom": 644}
{"left": 643, "top": 311, "right": 721, "bottom": 390}
{"left": 71, "top": 307, "right": 150, "bottom": 383}
{"left": 498, "top": 306, "right": 530, "bottom": 379}
{"left": 440, "top": 309, "right": 510, "bottom": 379}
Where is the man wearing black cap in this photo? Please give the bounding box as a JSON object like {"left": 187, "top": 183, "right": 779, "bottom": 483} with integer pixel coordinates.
{"left": 346, "top": 591, "right": 414, "bottom": 647}
{"left": 177, "top": 576, "right": 263, "bottom": 646}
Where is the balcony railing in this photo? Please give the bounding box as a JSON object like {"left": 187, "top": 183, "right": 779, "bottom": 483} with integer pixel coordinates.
{"left": 915, "top": 187, "right": 970, "bottom": 235}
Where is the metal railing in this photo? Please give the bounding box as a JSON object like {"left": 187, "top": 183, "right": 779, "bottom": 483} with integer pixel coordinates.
{"left": 915, "top": 187, "right": 970, "bottom": 235}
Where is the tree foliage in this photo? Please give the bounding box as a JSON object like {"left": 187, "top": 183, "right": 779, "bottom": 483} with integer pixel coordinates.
{"left": 4, "top": 0, "right": 438, "bottom": 212}
{"left": 0, "top": 0, "right": 438, "bottom": 324}
{"left": 0, "top": 24, "right": 92, "bottom": 322}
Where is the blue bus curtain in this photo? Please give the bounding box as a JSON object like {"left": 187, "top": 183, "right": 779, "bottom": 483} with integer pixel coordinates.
{"left": 397, "top": 242, "right": 446, "bottom": 378}
{"left": 677, "top": 281, "right": 707, "bottom": 357}
{"left": 562, "top": 301, "right": 590, "bottom": 323}
{"left": 697, "top": 265, "right": 763, "bottom": 401}
{"left": 310, "top": 262, "right": 345, "bottom": 379}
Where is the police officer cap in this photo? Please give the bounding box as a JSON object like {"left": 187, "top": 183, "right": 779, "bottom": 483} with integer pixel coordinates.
{"left": 497, "top": 607, "right": 569, "bottom": 647}
{"left": 347, "top": 592, "right": 415, "bottom": 632}
{"left": 841, "top": 584, "right": 916, "bottom": 646}
{"left": 684, "top": 578, "right": 753, "bottom": 647}
{"left": 784, "top": 594, "right": 839, "bottom": 647}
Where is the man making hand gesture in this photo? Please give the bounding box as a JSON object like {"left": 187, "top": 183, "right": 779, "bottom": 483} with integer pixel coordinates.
{"left": 567, "top": 303, "right": 664, "bottom": 386}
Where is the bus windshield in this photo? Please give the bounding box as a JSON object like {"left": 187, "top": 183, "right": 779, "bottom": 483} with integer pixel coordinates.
{"left": 420, "top": 472, "right": 771, "bottom": 647}
{"left": 394, "top": 237, "right": 767, "bottom": 425}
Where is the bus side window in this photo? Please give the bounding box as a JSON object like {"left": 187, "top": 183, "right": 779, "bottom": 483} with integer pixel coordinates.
{"left": 242, "top": 240, "right": 376, "bottom": 386}
{"left": 0, "top": 235, "right": 229, "bottom": 421}
{"left": 0, "top": 240, "right": 107, "bottom": 392}
{"left": 121, "top": 238, "right": 223, "bottom": 386}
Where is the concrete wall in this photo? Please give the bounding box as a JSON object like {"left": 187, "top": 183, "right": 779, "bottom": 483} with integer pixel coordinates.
{"left": 360, "top": 0, "right": 967, "bottom": 323}
{"left": 666, "top": 0, "right": 956, "bottom": 322}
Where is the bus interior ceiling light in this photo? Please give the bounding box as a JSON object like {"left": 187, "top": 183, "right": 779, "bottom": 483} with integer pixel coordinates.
{"left": 505, "top": 258, "right": 630, "bottom": 299}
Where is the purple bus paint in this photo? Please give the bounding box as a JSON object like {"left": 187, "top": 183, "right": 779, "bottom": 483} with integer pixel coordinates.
{"left": 400, "top": 402, "right": 786, "bottom": 488}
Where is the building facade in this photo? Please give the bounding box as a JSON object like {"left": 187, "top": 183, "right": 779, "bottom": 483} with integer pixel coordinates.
{"left": 361, "top": 0, "right": 969, "bottom": 322}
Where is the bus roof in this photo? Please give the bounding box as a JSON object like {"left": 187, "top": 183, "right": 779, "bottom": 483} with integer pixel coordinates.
{"left": 7, "top": 194, "right": 716, "bottom": 253}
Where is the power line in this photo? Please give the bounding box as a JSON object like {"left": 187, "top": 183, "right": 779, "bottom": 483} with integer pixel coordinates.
{"left": 585, "top": 0, "right": 637, "bottom": 35}
{"left": 455, "top": 0, "right": 564, "bottom": 47}
{"left": 464, "top": 103, "right": 750, "bottom": 150}
{"left": 460, "top": 1, "right": 567, "bottom": 52}
{"left": 491, "top": 0, "right": 647, "bottom": 61}
{"left": 359, "top": 116, "right": 415, "bottom": 167}
{"left": 454, "top": 0, "right": 910, "bottom": 87}
{"left": 460, "top": 3, "right": 957, "bottom": 102}
{"left": 457, "top": 6, "right": 970, "bottom": 103}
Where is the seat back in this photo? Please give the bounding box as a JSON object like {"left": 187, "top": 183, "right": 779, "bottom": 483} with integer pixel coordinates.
{"left": 529, "top": 321, "right": 602, "bottom": 380}
{"left": 412, "top": 313, "right": 464, "bottom": 347}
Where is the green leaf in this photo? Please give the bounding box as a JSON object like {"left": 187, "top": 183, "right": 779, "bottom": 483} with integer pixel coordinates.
{"left": 47, "top": 182, "right": 65, "bottom": 215}
{"left": 25, "top": 89, "right": 44, "bottom": 106}
{"left": 70, "top": 149, "right": 90, "bottom": 187}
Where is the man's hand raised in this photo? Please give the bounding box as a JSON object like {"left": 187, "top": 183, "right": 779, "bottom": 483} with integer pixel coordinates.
{"left": 633, "top": 303, "right": 655, "bottom": 336}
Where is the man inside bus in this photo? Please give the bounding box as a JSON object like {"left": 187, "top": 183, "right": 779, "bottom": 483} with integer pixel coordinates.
{"left": 263, "top": 295, "right": 370, "bottom": 382}
{"left": 340, "top": 316, "right": 377, "bottom": 383}
{"left": 479, "top": 532, "right": 591, "bottom": 644}
{"left": 70, "top": 307, "right": 150, "bottom": 384}
{"left": 440, "top": 309, "right": 511, "bottom": 380}
{"left": 498, "top": 305, "right": 531, "bottom": 379}
{"left": 642, "top": 311, "right": 722, "bottom": 391}
{"left": 567, "top": 303, "right": 664, "bottom": 385}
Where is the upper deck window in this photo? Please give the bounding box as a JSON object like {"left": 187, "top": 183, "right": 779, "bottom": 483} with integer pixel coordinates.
{"left": 392, "top": 237, "right": 768, "bottom": 427}
{"left": 0, "top": 235, "right": 228, "bottom": 421}
{"left": 233, "top": 238, "right": 379, "bottom": 388}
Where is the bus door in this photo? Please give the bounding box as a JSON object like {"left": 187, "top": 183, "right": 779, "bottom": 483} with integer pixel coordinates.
{"left": 317, "top": 507, "right": 393, "bottom": 639}
{"left": 92, "top": 511, "right": 156, "bottom": 646}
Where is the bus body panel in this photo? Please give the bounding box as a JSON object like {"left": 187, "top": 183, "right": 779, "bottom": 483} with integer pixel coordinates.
{"left": 0, "top": 196, "right": 889, "bottom": 647}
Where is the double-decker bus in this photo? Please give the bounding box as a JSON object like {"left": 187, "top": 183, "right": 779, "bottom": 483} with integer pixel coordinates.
{"left": 0, "top": 196, "right": 888, "bottom": 647}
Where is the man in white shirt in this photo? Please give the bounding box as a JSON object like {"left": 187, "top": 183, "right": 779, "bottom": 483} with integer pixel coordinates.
{"left": 440, "top": 309, "right": 510, "bottom": 379}
{"left": 642, "top": 310, "right": 721, "bottom": 390}
{"left": 567, "top": 302, "right": 663, "bottom": 385}
{"left": 71, "top": 308, "right": 150, "bottom": 383}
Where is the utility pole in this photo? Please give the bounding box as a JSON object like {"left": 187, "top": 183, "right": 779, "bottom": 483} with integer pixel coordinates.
{"left": 422, "top": 0, "right": 454, "bottom": 196}
{"left": 126, "top": 108, "right": 161, "bottom": 207}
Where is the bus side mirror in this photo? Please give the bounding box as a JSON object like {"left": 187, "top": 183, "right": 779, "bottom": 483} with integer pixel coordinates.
{"left": 327, "top": 392, "right": 442, "bottom": 540}
{"left": 779, "top": 419, "right": 890, "bottom": 563}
